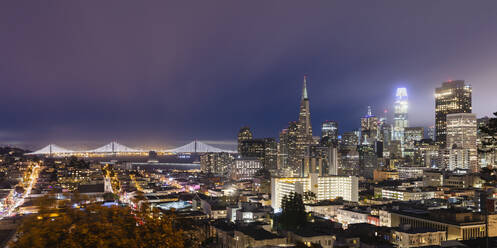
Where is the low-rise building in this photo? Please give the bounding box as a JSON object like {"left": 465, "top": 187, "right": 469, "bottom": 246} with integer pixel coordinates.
{"left": 389, "top": 208, "right": 490, "bottom": 240}
{"left": 391, "top": 225, "right": 446, "bottom": 248}
{"left": 373, "top": 169, "right": 399, "bottom": 182}
{"left": 376, "top": 187, "right": 441, "bottom": 201}
{"left": 336, "top": 207, "right": 371, "bottom": 227}
{"left": 305, "top": 200, "right": 344, "bottom": 220}
{"left": 210, "top": 221, "right": 286, "bottom": 248}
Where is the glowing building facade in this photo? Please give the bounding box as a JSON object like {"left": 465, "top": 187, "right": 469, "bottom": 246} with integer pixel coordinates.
{"left": 321, "top": 120, "right": 338, "bottom": 146}
{"left": 392, "top": 88, "right": 408, "bottom": 154}
{"left": 271, "top": 174, "right": 358, "bottom": 211}
{"left": 360, "top": 106, "right": 378, "bottom": 144}
{"left": 446, "top": 113, "right": 477, "bottom": 172}
{"left": 435, "top": 80, "right": 472, "bottom": 147}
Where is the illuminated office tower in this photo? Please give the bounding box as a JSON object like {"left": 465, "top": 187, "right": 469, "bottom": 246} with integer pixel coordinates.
{"left": 378, "top": 109, "right": 388, "bottom": 142}
{"left": 305, "top": 145, "right": 338, "bottom": 176}
{"left": 341, "top": 132, "right": 359, "bottom": 148}
{"left": 435, "top": 80, "right": 472, "bottom": 147}
{"left": 360, "top": 106, "right": 378, "bottom": 144}
{"left": 339, "top": 131, "right": 360, "bottom": 176}
{"left": 403, "top": 127, "right": 424, "bottom": 158}
{"left": 237, "top": 126, "right": 253, "bottom": 153}
{"left": 278, "top": 121, "right": 298, "bottom": 174}
{"left": 392, "top": 88, "right": 408, "bottom": 151}
{"left": 358, "top": 144, "right": 377, "bottom": 179}
{"left": 321, "top": 120, "right": 338, "bottom": 146}
{"left": 239, "top": 137, "right": 277, "bottom": 170}
{"left": 446, "top": 113, "right": 477, "bottom": 172}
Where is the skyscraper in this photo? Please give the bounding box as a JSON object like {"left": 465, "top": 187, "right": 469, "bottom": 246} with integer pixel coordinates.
{"left": 295, "top": 75, "right": 314, "bottom": 174}
{"left": 446, "top": 113, "right": 477, "bottom": 172}
{"left": 278, "top": 121, "right": 298, "bottom": 174}
{"left": 339, "top": 132, "right": 360, "bottom": 176}
{"left": 435, "top": 80, "right": 472, "bottom": 147}
{"left": 392, "top": 88, "right": 408, "bottom": 151}
{"left": 237, "top": 126, "right": 253, "bottom": 153}
{"left": 360, "top": 106, "right": 378, "bottom": 144}
{"left": 297, "top": 75, "right": 313, "bottom": 140}
{"left": 403, "top": 127, "right": 424, "bottom": 158}
{"left": 321, "top": 120, "right": 338, "bottom": 146}
{"left": 240, "top": 136, "right": 278, "bottom": 171}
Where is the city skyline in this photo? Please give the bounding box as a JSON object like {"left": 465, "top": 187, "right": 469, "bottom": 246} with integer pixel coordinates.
{"left": 2, "top": 2, "right": 497, "bottom": 247}
{"left": 2, "top": 1, "right": 497, "bottom": 147}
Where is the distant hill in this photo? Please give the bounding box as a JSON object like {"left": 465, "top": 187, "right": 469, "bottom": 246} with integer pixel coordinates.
{"left": 0, "top": 146, "right": 30, "bottom": 156}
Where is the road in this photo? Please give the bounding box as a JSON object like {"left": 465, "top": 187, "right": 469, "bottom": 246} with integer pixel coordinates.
{"left": 0, "top": 164, "right": 41, "bottom": 220}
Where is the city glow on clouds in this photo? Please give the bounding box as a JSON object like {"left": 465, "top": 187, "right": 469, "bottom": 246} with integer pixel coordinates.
{"left": 1, "top": 1, "right": 497, "bottom": 146}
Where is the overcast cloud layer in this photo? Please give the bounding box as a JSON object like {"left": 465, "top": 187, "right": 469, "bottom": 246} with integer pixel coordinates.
{"left": 1, "top": 1, "right": 497, "bottom": 148}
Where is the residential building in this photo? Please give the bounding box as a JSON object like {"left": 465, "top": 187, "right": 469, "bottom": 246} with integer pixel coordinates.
{"left": 231, "top": 158, "right": 263, "bottom": 181}
{"left": 271, "top": 173, "right": 358, "bottom": 211}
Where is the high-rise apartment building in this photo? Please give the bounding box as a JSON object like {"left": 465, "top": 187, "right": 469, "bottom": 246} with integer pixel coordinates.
{"left": 435, "top": 80, "right": 472, "bottom": 146}
{"left": 200, "top": 152, "right": 236, "bottom": 176}
{"left": 271, "top": 174, "right": 359, "bottom": 211}
{"left": 231, "top": 158, "right": 263, "bottom": 181}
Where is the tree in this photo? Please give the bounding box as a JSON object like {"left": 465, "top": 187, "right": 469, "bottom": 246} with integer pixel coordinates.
{"left": 278, "top": 192, "right": 307, "bottom": 230}
{"left": 11, "top": 204, "right": 185, "bottom": 248}
{"left": 303, "top": 191, "right": 316, "bottom": 203}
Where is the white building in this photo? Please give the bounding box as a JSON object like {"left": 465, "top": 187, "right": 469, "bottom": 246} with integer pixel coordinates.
{"left": 231, "top": 158, "right": 263, "bottom": 181}
{"left": 271, "top": 173, "right": 358, "bottom": 211}
{"left": 398, "top": 166, "right": 425, "bottom": 179}
{"left": 446, "top": 113, "right": 477, "bottom": 172}
{"left": 379, "top": 188, "right": 439, "bottom": 201}
{"left": 393, "top": 88, "right": 408, "bottom": 155}
{"left": 336, "top": 208, "right": 370, "bottom": 226}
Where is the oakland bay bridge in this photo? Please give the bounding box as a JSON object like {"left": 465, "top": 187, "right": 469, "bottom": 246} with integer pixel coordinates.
{"left": 26, "top": 140, "right": 235, "bottom": 157}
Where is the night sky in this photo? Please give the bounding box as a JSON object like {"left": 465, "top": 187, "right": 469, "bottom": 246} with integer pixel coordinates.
{"left": 1, "top": 1, "right": 497, "bottom": 148}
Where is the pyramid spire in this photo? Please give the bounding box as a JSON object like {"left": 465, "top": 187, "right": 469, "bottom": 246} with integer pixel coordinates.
{"left": 302, "top": 74, "right": 308, "bottom": 100}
